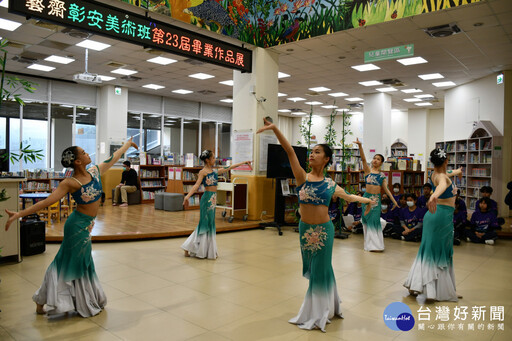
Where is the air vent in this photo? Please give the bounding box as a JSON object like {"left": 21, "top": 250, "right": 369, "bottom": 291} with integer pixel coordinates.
{"left": 107, "top": 61, "right": 126, "bottom": 68}
{"left": 424, "top": 23, "right": 461, "bottom": 38}
{"left": 144, "top": 48, "right": 165, "bottom": 55}
{"left": 183, "top": 58, "right": 204, "bottom": 66}
{"left": 62, "top": 27, "right": 91, "bottom": 39}
{"left": 120, "top": 75, "right": 142, "bottom": 82}
{"left": 348, "top": 103, "right": 363, "bottom": 109}
{"left": 6, "top": 41, "right": 28, "bottom": 49}
{"left": 12, "top": 55, "right": 38, "bottom": 64}
{"left": 39, "top": 40, "right": 72, "bottom": 50}
{"left": 306, "top": 91, "right": 321, "bottom": 96}
{"left": 32, "top": 20, "right": 60, "bottom": 31}
{"left": 379, "top": 78, "right": 404, "bottom": 86}
{"left": 197, "top": 90, "right": 216, "bottom": 95}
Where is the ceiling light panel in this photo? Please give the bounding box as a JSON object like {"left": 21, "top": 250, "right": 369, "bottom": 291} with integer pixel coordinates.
{"left": 351, "top": 64, "right": 380, "bottom": 72}
{"left": 220, "top": 99, "right": 233, "bottom": 103}
{"left": 287, "top": 97, "right": 306, "bottom": 102}
{"left": 99, "top": 75, "right": 115, "bottom": 81}
{"left": 345, "top": 97, "right": 364, "bottom": 101}
{"left": 376, "top": 87, "right": 397, "bottom": 92}
{"left": 433, "top": 81, "right": 456, "bottom": 87}
{"left": 308, "top": 87, "right": 331, "bottom": 92}
{"left": 401, "top": 89, "right": 423, "bottom": 94}
{"left": 278, "top": 72, "right": 290, "bottom": 79}
{"left": 189, "top": 73, "right": 214, "bottom": 80}
{"left": 219, "top": 80, "right": 233, "bottom": 86}
{"left": 404, "top": 98, "right": 422, "bottom": 102}
{"left": 418, "top": 73, "right": 444, "bottom": 80}
{"left": 415, "top": 102, "right": 433, "bottom": 106}
{"left": 142, "top": 84, "right": 165, "bottom": 90}
{"left": 359, "top": 80, "right": 383, "bottom": 86}
{"left": 76, "top": 39, "right": 111, "bottom": 51}
{"left": 328, "top": 92, "right": 348, "bottom": 97}
{"left": 0, "top": 18, "right": 22, "bottom": 31}
{"left": 172, "top": 89, "right": 193, "bottom": 94}
{"left": 147, "top": 56, "right": 177, "bottom": 65}
{"left": 44, "top": 55, "right": 75, "bottom": 64}
{"left": 415, "top": 94, "right": 434, "bottom": 98}
{"left": 111, "top": 68, "right": 138, "bottom": 75}
{"left": 305, "top": 101, "right": 323, "bottom": 105}
{"left": 27, "top": 64, "right": 55, "bottom": 72}
{"left": 397, "top": 57, "right": 428, "bottom": 65}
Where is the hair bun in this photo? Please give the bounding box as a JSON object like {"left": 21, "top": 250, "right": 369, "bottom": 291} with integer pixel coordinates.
{"left": 61, "top": 150, "right": 76, "bottom": 168}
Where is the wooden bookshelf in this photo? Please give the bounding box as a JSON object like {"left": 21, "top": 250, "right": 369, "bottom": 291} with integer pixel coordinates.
{"left": 328, "top": 170, "right": 364, "bottom": 193}
{"left": 22, "top": 178, "right": 65, "bottom": 193}
{"left": 138, "top": 165, "right": 168, "bottom": 204}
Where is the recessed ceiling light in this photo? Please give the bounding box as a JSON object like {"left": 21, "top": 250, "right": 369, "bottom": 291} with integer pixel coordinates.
{"left": 433, "top": 81, "right": 456, "bottom": 87}
{"left": 415, "top": 94, "right": 434, "bottom": 98}
{"left": 376, "top": 87, "right": 397, "bottom": 92}
{"left": 336, "top": 109, "right": 350, "bottom": 112}
{"left": 44, "top": 55, "right": 75, "bottom": 64}
{"left": 359, "top": 80, "right": 383, "bottom": 86}
{"left": 415, "top": 102, "right": 433, "bottom": 106}
{"left": 351, "top": 64, "right": 381, "bottom": 72}
{"left": 278, "top": 109, "right": 291, "bottom": 112}
{"left": 287, "top": 97, "right": 306, "bottom": 102}
{"left": 328, "top": 92, "right": 348, "bottom": 97}
{"left": 401, "top": 89, "right": 423, "bottom": 94}
{"left": 345, "top": 97, "right": 364, "bottom": 101}
{"left": 278, "top": 93, "right": 287, "bottom": 97}
{"left": 404, "top": 98, "right": 422, "bottom": 102}
{"left": 147, "top": 56, "right": 177, "bottom": 65}
{"left": 278, "top": 72, "right": 290, "bottom": 79}
{"left": 172, "top": 89, "right": 193, "bottom": 94}
{"left": 418, "top": 73, "right": 444, "bottom": 80}
{"left": 322, "top": 105, "right": 338, "bottom": 109}
{"left": 220, "top": 99, "right": 233, "bottom": 103}
{"left": 397, "top": 57, "right": 428, "bottom": 65}
{"left": 111, "top": 68, "right": 138, "bottom": 75}
{"left": 189, "top": 73, "right": 214, "bottom": 80}
{"left": 99, "top": 75, "right": 115, "bottom": 81}
{"left": 305, "top": 101, "right": 323, "bottom": 105}
{"left": 148, "top": 114, "right": 161, "bottom": 118}
{"left": 291, "top": 112, "right": 307, "bottom": 116}
{"left": 308, "top": 86, "right": 331, "bottom": 92}
{"left": 0, "top": 18, "right": 22, "bottom": 31}
{"left": 219, "top": 80, "right": 233, "bottom": 86}
{"left": 142, "top": 84, "right": 165, "bottom": 90}
{"left": 0, "top": 1, "right": 8, "bottom": 8}
{"left": 76, "top": 39, "right": 111, "bottom": 51}
{"left": 59, "top": 104, "right": 74, "bottom": 108}
{"left": 27, "top": 64, "right": 55, "bottom": 72}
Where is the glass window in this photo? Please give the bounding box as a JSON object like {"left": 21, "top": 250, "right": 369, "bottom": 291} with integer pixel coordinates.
{"left": 183, "top": 119, "right": 199, "bottom": 155}
{"left": 76, "top": 107, "right": 97, "bottom": 165}
{"left": 163, "top": 116, "right": 180, "bottom": 159}
{"left": 201, "top": 121, "right": 216, "bottom": 155}
{"left": 0, "top": 101, "right": 21, "bottom": 172}
{"left": 127, "top": 112, "right": 142, "bottom": 158}
{"left": 51, "top": 104, "right": 73, "bottom": 171}
{"left": 219, "top": 123, "right": 231, "bottom": 159}
{"left": 22, "top": 102, "right": 48, "bottom": 170}
{"left": 143, "top": 113, "right": 161, "bottom": 155}
{"left": 0, "top": 117, "right": 5, "bottom": 149}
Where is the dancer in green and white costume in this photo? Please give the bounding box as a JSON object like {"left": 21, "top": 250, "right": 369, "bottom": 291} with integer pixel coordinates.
{"left": 5, "top": 139, "right": 138, "bottom": 317}
{"left": 257, "top": 118, "right": 375, "bottom": 332}
{"left": 354, "top": 138, "right": 398, "bottom": 252}
{"left": 404, "top": 148, "right": 463, "bottom": 301}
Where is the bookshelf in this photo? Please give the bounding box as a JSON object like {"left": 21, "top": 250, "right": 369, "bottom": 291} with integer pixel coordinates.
{"left": 391, "top": 140, "right": 408, "bottom": 157}
{"left": 167, "top": 166, "right": 203, "bottom": 210}
{"left": 138, "top": 165, "right": 167, "bottom": 203}
{"left": 435, "top": 121, "right": 503, "bottom": 213}
{"left": 328, "top": 170, "right": 364, "bottom": 193}
{"left": 332, "top": 147, "right": 361, "bottom": 171}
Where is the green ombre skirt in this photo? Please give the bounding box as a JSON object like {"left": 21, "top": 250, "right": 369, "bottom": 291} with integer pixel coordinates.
{"left": 361, "top": 192, "right": 384, "bottom": 251}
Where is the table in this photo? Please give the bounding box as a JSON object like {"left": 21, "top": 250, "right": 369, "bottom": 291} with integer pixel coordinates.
{"left": 19, "top": 193, "right": 51, "bottom": 209}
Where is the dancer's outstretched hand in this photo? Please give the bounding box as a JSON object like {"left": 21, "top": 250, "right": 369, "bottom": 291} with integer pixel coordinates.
{"left": 4, "top": 209, "right": 19, "bottom": 231}
{"left": 256, "top": 117, "right": 274, "bottom": 134}
{"left": 427, "top": 196, "right": 438, "bottom": 214}
{"left": 364, "top": 204, "right": 372, "bottom": 216}
{"left": 456, "top": 167, "right": 463, "bottom": 180}
{"left": 353, "top": 138, "right": 362, "bottom": 146}
{"left": 183, "top": 198, "right": 189, "bottom": 209}
{"left": 128, "top": 136, "right": 139, "bottom": 150}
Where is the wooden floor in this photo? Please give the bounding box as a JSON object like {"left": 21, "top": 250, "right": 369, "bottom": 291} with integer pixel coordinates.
{"left": 45, "top": 204, "right": 273, "bottom": 242}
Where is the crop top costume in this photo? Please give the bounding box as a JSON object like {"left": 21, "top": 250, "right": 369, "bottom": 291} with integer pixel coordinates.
{"left": 430, "top": 173, "right": 456, "bottom": 199}
{"left": 365, "top": 172, "right": 386, "bottom": 186}
{"left": 70, "top": 165, "right": 103, "bottom": 205}
{"left": 296, "top": 175, "right": 337, "bottom": 207}
{"left": 202, "top": 169, "right": 218, "bottom": 187}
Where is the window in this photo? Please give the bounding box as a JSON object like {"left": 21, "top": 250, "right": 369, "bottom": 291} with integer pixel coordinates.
{"left": 183, "top": 119, "right": 199, "bottom": 155}
{"left": 219, "top": 123, "right": 231, "bottom": 159}
{"left": 51, "top": 104, "right": 73, "bottom": 170}
{"left": 127, "top": 112, "right": 142, "bottom": 158}
{"left": 21, "top": 102, "right": 48, "bottom": 170}
{"left": 201, "top": 121, "right": 216, "bottom": 155}
{"left": 143, "top": 113, "right": 161, "bottom": 155}
{"left": 76, "top": 107, "right": 97, "bottom": 164}
{"left": 163, "top": 116, "right": 180, "bottom": 158}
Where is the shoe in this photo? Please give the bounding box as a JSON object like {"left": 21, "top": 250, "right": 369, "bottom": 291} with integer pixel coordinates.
{"left": 112, "top": 203, "right": 117, "bottom": 206}
{"left": 454, "top": 238, "right": 461, "bottom": 246}
{"left": 401, "top": 236, "right": 405, "bottom": 241}
{"left": 466, "top": 237, "right": 471, "bottom": 242}
{"left": 485, "top": 239, "right": 495, "bottom": 245}
{"left": 120, "top": 203, "right": 128, "bottom": 207}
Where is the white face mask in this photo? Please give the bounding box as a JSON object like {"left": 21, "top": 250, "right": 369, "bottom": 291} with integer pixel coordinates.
{"left": 381, "top": 205, "right": 388, "bottom": 211}
{"left": 361, "top": 188, "right": 366, "bottom": 192}
{"left": 407, "top": 201, "right": 415, "bottom": 207}
{"left": 393, "top": 188, "right": 399, "bottom": 193}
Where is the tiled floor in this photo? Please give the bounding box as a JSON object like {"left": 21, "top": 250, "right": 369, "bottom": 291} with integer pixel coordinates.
{"left": 1, "top": 227, "right": 511, "bottom": 341}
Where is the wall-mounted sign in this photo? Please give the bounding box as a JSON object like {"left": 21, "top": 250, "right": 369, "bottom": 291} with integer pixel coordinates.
{"left": 365, "top": 44, "right": 414, "bottom": 63}
{"left": 114, "top": 86, "right": 122, "bottom": 95}
{"left": 10, "top": 0, "right": 252, "bottom": 72}
{"left": 497, "top": 73, "right": 504, "bottom": 84}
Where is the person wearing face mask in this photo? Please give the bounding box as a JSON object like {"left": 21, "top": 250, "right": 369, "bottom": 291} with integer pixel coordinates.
{"left": 113, "top": 160, "right": 139, "bottom": 207}
{"left": 392, "top": 183, "right": 402, "bottom": 203}
{"left": 344, "top": 192, "right": 364, "bottom": 234}
{"left": 381, "top": 198, "right": 399, "bottom": 237}
{"left": 393, "top": 193, "right": 426, "bottom": 242}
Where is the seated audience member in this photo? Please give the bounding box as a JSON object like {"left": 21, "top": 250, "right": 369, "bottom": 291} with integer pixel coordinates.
{"left": 453, "top": 198, "right": 468, "bottom": 246}
{"left": 475, "top": 186, "right": 498, "bottom": 216}
{"left": 360, "top": 183, "right": 366, "bottom": 193}
{"left": 344, "top": 191, "right": 363, "bottom": 234}
{"left": 393, "top": 193, "right": 426, "bottom": 242}
{"left": 467, "top": 197, "right": 499, "bottom": 245}
{"left": 416, "top": 183, "right": 432, "bottom": 208}
{"left": 455, "top": 189, "right": 467, "bottom": 213}
{"left": 392, "top": 183, "right": 401, "bottom": 203}
{"left": 113, "top": 161, "right": 139, "bottom": 207}
{"left": 398, "top": 194, "right": 407, "bottom": 209}
{"left": 381, "top": 198, "right": 399, "bottom": 237}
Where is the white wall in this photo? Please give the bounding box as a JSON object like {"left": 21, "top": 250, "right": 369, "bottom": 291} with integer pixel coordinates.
{"left": 427, "top": 109, "right": 444, "bottom": 155}
{"left": 444, "top": 74, "right": 505, "bottom": 140}
{"left": 407, "top": 109, "right": 428, "bottom": 163}
{"left": 51, "top": 119, "right": 73, "bottom": 171}
{"left": 391, "top": 110, "right": 408, "bottom": 148}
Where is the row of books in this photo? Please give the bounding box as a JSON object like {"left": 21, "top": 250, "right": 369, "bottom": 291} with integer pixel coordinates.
{"left": 18, "top": 169, "right": 68, "bottom": 179}
{"left": 468, "top": 179, "right": 490, "bottom": 187}
{"left": 403, "top": 174, "right": 423, "bottom": 186}
{"left": 471, "top": 168, "right": 490, "bottom": 177}
{"left": 182, "top": 171, "right": 199, "bottom": 181}
{"left": 141, "top": 180, "right": 164, "bottom": 188}
{"left": 139, "top": 169, "right": 161, "bottom": 178}
{"left": 183, "top": 184, "right": 205, "bottom": 193}
{"left": 24, "top": 181, "right": 51, "bottom": 191}
{"left": 187, "top": 194, "right": 202, "bottom": 206}
{"left": 142, "top": 189, "right": 165, "bottom": 200}
{"left": 385, "top": 158, "right": 422, "bottom": 171}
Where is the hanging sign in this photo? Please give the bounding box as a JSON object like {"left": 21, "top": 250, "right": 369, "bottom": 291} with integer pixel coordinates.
{"left": 364, "top": 44, "right": 414, "bottom": 63}
{"left": 10, "top": 0, "right": 252, "bottom": 72}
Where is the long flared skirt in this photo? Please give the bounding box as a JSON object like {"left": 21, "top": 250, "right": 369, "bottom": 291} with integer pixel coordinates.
{"left": 289, "top": 220, "right": 342, "bottom": 332}
{"left": 361, "top": 193, "right": 384, "bottom": 251}
{"left": 403, "top": 205, "right": 458, "bottom": 301}
{"left": 33, "top": 211, "right": 106, "bottom": 317}
{"left": 181, "top": 191, "right": 218, "bottom": 259}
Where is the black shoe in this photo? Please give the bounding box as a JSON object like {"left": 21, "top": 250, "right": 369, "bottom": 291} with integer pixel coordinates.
{"left": 454, "top": 238, "right": 461, "bottom": 246}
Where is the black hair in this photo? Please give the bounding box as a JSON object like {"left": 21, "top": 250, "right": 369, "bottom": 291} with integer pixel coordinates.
{"left": 361, "top": 183, "right": 366, "bottom": 188}
{"left": 316, "top": 144, "right": 333, "bottom": 168}
{"left": 479, "top": 197, "right": 491, "bottom": 207}
{"left": 430, "top": 148, "right": 447, "bottom": 167}
{"left": 405, "top": 193, "right": 417, "bottom": 201}
{"left": 123, "top": 160, "right": 131, "bottom": 167}
{"left": 381, "top": 198, "right": 391, "bottom": 206}
{"left": 480, "top": 186, "right": 493, "bottom": 194}
{"left": 423, "top": 183, "right": 432, "bottom": 190}
{"left": 200, "top": 150, "right": 213, "bottom": 162}
{"left": 393, "top": 183, "right": 401, "bottom": 188}
{"left": 375, "top": 154, "right": 384, "bottom": 163}
{"left": 456, "top": 189, "right": 461, "bottom": 196}
{"left": 61, "top": 146, "right": 79, "bottom": 168}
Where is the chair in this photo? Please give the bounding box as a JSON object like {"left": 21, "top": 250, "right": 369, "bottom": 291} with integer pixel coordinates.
{"left": 60, "top": 196, "right": 75, "bottom": 218}
{"left": 111, "top": 176, "right": 142, "bottom": 205}
{"left": 39, "top": 202, "right": 60, "bottom": 225}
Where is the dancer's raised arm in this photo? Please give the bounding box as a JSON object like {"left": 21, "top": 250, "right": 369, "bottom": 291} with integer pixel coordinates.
{"left": 353, "top": 138, "right": 370, "bottom": 175}
{"left": 334, "top": 185, "right": 376, "bottom": 216}
{"left": 98, "top": 137, "right": 138, "bottom": 174}
{"left": 257, "top": 117, "right": 306, "bottom": 185}
{"left": 447, "top": 167, "right": 463, "bottom": 180}
{"left": 218, "top": 161, "right": 252, "bottom": 175}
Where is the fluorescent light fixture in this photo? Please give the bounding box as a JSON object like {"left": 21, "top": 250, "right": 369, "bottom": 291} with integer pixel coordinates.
{"left": 27, "top": 64, "right": 55, "bottom": 72}
{"left": 404, "top": 98, "right": 422, "bottom": 102}
{"left": 322, "top": 105, "right": 338, "bottom": 109}
{"left": 415, "top": 102, "right": 433, "bottom": 106}
{"left": 287, "top": 97, "right": 306, "bottom": 102}
{"left": 111, "top": 68, "right": 138, "bottom": 75}
{"left": 220, "top": 99, "right": 233, "bottom": 103}
{"left": 376, "top": 87, "right": 397, "bottom": 92}
{"left": 278, "top": 93, "right": 287, "bottom": 97}
{"left": 401, "top": 88, "right": 423, "bottom": 94}
{"left": 433, "top": 81, "right": 456, "bottom": 87}
{"left": 397, "top": 57, "right": 428, "bottom": 65}
{"left": 76, "top": 39, "right": 111, "bottom": 51}
{"left": 44, "top": 55, "right": 75, "bottom": 64}
{"left": 359, "top": 80, "right": 383, "bottom": 86}
{"left": 351, "top": 64, "right": 380, "bottom": 72}
{"left": 189, "top": 73, "right": 214, "bottom": 80}
{"left": 0, "top": 1, "right": 8, "bottom": 8}
{"left": 0, "top": 18, "right": 22, "bottom": 31}
{"left": 308, "top": 86, "right": 331, "bottom": 92}
{"left": 336, "top": 108, "right": 350, "bottom": 112}
{"left": 305, "top": 101, "right": 322, "bottom": 105}
{"left": 77, "top": 113, "right": 89, "bottom": 116}
{"left": 99, "top": 75, "right": 115, "bottom": 81}
{"left": 418, "top": 73, "right": 444, "bottom": 80}
{"left": 415, "top": 94, "right": 434, "bottom": 98}
{"left": 66, "top": 115, "right": 74, "bottom": 117}
{"left": 142, "top": 84, "right": 165, "bottom": 90}
{"left": 291, "top": 112, "right": 307, "bottom": 116}
{"left": 59, "top": 104, "right": 73, "bottom": 108}
{"left": 172, "top": 89, "right": 193, "bottom": 94}
{"left": 148, "top": 114, "right": 160, "bottom": 118}
{"left": 219, "top": 80, "right": 233, "bottom": 86}
{"left": 147, "top": 56, "right": 177, "bottom": 65}
{"left": 328, "top": 92, "right": 348, "bottom": 97}
{"left": 278, "top": 72, "right": 290, "bottom": 79}
{"left": 345, "top": 97, "right": 363, "bottom": 101}
{"left": 278, "top": 109, "right": 291, "bottom": 112}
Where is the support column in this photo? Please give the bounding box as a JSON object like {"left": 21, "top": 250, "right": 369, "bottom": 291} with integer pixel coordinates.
{"left": 231, "top": 47, "right": 279, "bottom": 220}
{"left": 363, "top": 93, "right": 392, "bottom": 157}
{"left": 97, "top": 85, "right": 128, "bottom": 162}
{"left": 407, "top": 108, "right": 428, "bottom": 167}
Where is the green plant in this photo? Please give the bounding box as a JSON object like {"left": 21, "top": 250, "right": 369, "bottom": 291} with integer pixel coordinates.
{"left": 324, "top": 102, "right": 339, "bottom": 148}
{"left": 1, "top": 142, "right": 44, "bottom": 165}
